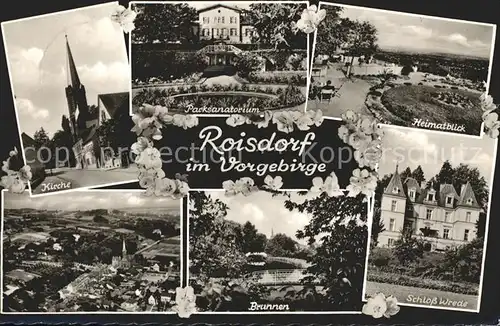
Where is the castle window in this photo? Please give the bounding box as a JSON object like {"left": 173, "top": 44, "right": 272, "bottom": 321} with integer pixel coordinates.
{"left": 214, "top": 28, "right": 219, "bottom": 36}
{"left": 426, "top": 209, "right": 433, "bottom": 220}
{"left": 427, "top": 193, "right": 435, "bottom": 201}
{"left": 230, "top": 16, "right": 237, "bottom": 23}
{"left": 466, "top": 212, "right": 471, "bottom": 223}
{"left": 230, "top": 28, "right": 237, "bottom": 36}
{"left": 391, "top": 200, "right": 397, "bottom": 212}
{"left": 221, "top": 28, "right": 228, "bottom": 36}
{"left": 444, "top": 211, "right": 451, "bottom": 222}
{"left": 389, "top": 218, "right": 395, "bottom": 231}
{"left": 202, "top": 29, "right": 210, "bottom": 36}
{"left": 409, "top": 189, "right": 415, "bottom": 200}
{"left": 446, "top": 196, "right": 453, "bottom": 205}
{"left": 221, "top": 17, "right": 225, "bottom": 24}
{"left": 443, "top": 228, "right": 450, "bottom": 239}
{"left": 388, "top": 238, "right": 395, "bottom": 247}
{"left": 466, "top": 198, "right": 473, "bottom": 205}
{"left": 392, "top": 187, "right": 399, "bottom": 194}
{"left": 464, "top": 229, "right": 470, "bottom": 241}
{"left": 203, "top": 17, "right": 209, "bottom": 24}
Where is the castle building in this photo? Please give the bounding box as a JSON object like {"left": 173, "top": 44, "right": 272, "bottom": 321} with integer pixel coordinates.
{"left": 378, "top": 165, "right": 483, "bottom": 251}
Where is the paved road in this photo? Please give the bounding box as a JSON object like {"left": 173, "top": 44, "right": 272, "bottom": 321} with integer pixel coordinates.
{"left": 33, "top": 166, "right": 138, "bottom": 194}
{"left": 308, "top": 64, "right": 372, "bottom": 118}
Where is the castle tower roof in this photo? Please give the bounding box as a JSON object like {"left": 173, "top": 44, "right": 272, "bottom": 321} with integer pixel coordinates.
{"left": 457, "top": 181, "right": 481, "bottom": 208}
{"left": 384, "top": 164, "right": 406, "bottom": 198}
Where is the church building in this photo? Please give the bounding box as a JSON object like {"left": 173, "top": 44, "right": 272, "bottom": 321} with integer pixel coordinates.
{"left": 64, "top": 36, "right": 130, "bottom": 170}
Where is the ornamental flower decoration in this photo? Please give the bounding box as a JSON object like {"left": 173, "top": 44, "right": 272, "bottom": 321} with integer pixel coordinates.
{"left": 310, "top": 172, "right": 344, "bottom": 197}
{"left": 480, "top": 93, "right": 499, "bottom": 139}
{"left": 339, "top": 110, "right": 384, "bottom": 170}
{"left": 222, "top": 177, "right": 259, "bottom": 196}
{"left": 263, "top": 175, "right": 284, "bottom": 191}
{"left": 346, "top": 168, "right": 378, "bottom": 197}
{"left": 226, "top": 110, "right": 324, "bottom": 133}
{"left": 362, "top": 293, "right": 400, "bottom": 319}
{"left": 110, "top": 5, "right": 137, "bottom": 33}
{"left": 294, "top": 5, "right": 326, "bottom": 34}
{"left": 0, "top": 147, "right": 32, "bottom": 194}
{"left": 172, "top": 286, "right": 197, "bottom": 318}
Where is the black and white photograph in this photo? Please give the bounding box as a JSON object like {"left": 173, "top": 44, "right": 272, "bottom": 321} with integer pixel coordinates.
{"left": 1, "top": 190, "right": 182, "bottom": 313}
{"left": 1, "top": 2, "right": 137, "bottom": 196}
{"left": 130, "top": 1, "right": 309, "bottom": 115}
{"left": 365, "top": 127, "right": 497, "bottom": 312}
{"left": 187, "top": 190, "right": 369, "bottom": 313}
{"left": 309, "top": 3, "right": 496, "bottom": 136}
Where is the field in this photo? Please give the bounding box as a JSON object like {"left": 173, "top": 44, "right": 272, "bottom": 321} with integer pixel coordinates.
{"left": 11, "top": 232, "right": 51, "bottom": 242}
{"left": 380, "top": 85, "right": 482, "bottom": 134}
{"left": 365, "top": 281, "right": 478, "bottom": 311}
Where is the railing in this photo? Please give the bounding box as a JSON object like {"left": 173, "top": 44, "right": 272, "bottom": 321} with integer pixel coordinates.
{"left": 197, "top": 44, "right": 243, "bottom": 55}
{"left": 247, "top": 269, "right": 314, "bottom": 286}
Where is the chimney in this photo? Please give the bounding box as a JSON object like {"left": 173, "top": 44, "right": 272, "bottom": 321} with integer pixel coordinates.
{"left": 420, "top": 181, "right": 426, "bottom": 189}
{"left": 460, "top": 184, "right": 467, "bottom": 196}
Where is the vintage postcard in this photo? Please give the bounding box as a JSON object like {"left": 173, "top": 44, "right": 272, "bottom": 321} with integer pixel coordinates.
{"left": 130, "top": 1, "right": 310, "bottom": 115}
{"left": 309, "top": 2, "right": 496, "bottom": 136}
{"left": 1, "top": 189, "right": 181, "bottom": 313}
{"left": 363, "top": 126, "right": 498, "bottom": 312}
{"left": 1, "top": 2, "right": 137, "bottom": 196}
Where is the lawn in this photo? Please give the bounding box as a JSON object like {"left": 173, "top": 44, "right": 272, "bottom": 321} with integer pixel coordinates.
{"left": 365, "top": 281, "right": 478, "bottom": 311}
{"left": 381, "top": 85, "right": 482, "bottom": 134}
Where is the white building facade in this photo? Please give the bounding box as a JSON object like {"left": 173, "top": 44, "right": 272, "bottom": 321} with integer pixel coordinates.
{"left": 378, "top": 165, "right": 482, "bottom": 251}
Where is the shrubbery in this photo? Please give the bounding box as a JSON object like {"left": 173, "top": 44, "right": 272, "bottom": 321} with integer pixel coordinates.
{"left": 246, "top": 72, "right": 307, "bottom": 86}
{"left": 367, "top": 270, "right": 479, "bottom": 295}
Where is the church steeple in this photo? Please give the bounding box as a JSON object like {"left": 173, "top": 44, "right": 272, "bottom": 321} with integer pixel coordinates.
{"left": 122, "top": 238, "right": 127, "bottom": 257}
{"left": 65, "top": 35, "right": 81, "bottom": 88}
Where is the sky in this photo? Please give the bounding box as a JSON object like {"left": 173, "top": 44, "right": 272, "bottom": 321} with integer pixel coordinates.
{"left": 378, "top": 127, "right": 498, "bottom": 187}
{"left": 2, "top": 2, "right": 130, "bottom": 139}
{"left": 328, "top": 4, "right": 495, "bottom": 59}
{"left": 206, "top": 190, "right": 313, "bottom": 244}
{"left": 3, "top": 190, "right": 180, "bottom": 212}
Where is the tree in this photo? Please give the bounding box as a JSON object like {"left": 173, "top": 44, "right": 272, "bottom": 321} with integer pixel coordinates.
{"left": 247, "top": 3, "right": 307, "bottom": 49}
{"left": 435, "top": 160, "right": 454, "bottom": 186}
{"left": 411, "top": 165, "right": 426, "bottom": 184}
{"left": 51, "top": 129, "right": 76, "bottom": 168}
{"left": 338, "top": 18, "right": 378, "bottom": 77}
{"left": 131, "top": 3, "right": 198, "bottom": 44}
{"left": 371, "top": 207, "right": 385, "bottom": 247}
{"left": 284, "top": 193, "right": 368, "bottom": 310}
{"left": 401, "top": 64, "right": 413, "bottom": 76}
{"left": 265, "top": 233, "right": 297, "bottom": 257}
{"left": 314, "top": 6, "right": 344, "bottom": 56}
{"left": 443, "top": 237, "right": 483, "bottom": 283}
{"left": 241, "top": 221, "right": 258, "bottom": 253}
{"left": 34, "top": 127, "right": 55, "bottom": 169}
{"left": 393, "top": 228, "right": 424, "bottom": 264}
{"left": 400, "top": 167, "right": 412, "bottom": 182}
{"left": 189, "top": 192, "right": 246, "bottom": 279}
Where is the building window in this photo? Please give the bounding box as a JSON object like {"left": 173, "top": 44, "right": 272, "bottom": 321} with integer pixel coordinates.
{"left": 391, "top": 200, "right": 397, "bottom": 212}
{"left": 464, "top": 229, "right": 469, "bottom": 241}
{"left": 221, "top": 17, "right": 225, "bottom": 24}
{"left": 203, "top": 17, "right": 209, "bottom": 24}
{"left": 230, "top": 16, "right": 237, "bottom": 23}
{"left": 444, "top": 211, "right": 450, "bottom": 222}
{"left": 427, "top": 193, "right": 435, "bottom": 201}
{"left": 221, "top": 28, "right": 227, "bottom": 36}
{"left": 426, "top": 209, "right": 433, "bottom": 220}
{"left": 202, "top": 29, "right": 210, "bottom": 36}
{"left": 443, "top": 228, "right": 450, "bottom": 239}
{"left": 409, "top": 189, "right": 415, "bottom": 200}
{"left": 245, "top": 28, "right": 252, "bottom": 37}
{"left": 389, "top": 218, "right": 395, "bottom": 232}
{"left": 392, "top": 187, "right": 399, "bottom": 194}
{"left": 467, "top": 198, "right": 473, "bottom": 205}
{"left": 388, "top": 238, "right": 395, "bottom": 247}
{"left": 466, "top": 212, "right": 471, "bottom": 223}
{"left": 230, "top": 28, "right": 237, "bottom": 36}
{"left": 446, "top": 196, "right": 453, "bottom": 205}
{"left": 214, "top": 28, "right": 219, "bottom": 36}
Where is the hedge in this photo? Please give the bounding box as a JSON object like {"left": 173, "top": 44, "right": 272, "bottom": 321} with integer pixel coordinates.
{"left": 367, "top": 270, "right": 479, "bottom": 295}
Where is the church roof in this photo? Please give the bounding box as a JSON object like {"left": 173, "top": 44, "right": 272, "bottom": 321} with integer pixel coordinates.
{"left": 98, "top": 92, "right": 129, "bottom": 119}
{"left": 65, "top": 36, "right": 81, "bottom": 88}
{"left": 384, "top": 165, "right": 406, "bottom": 198}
